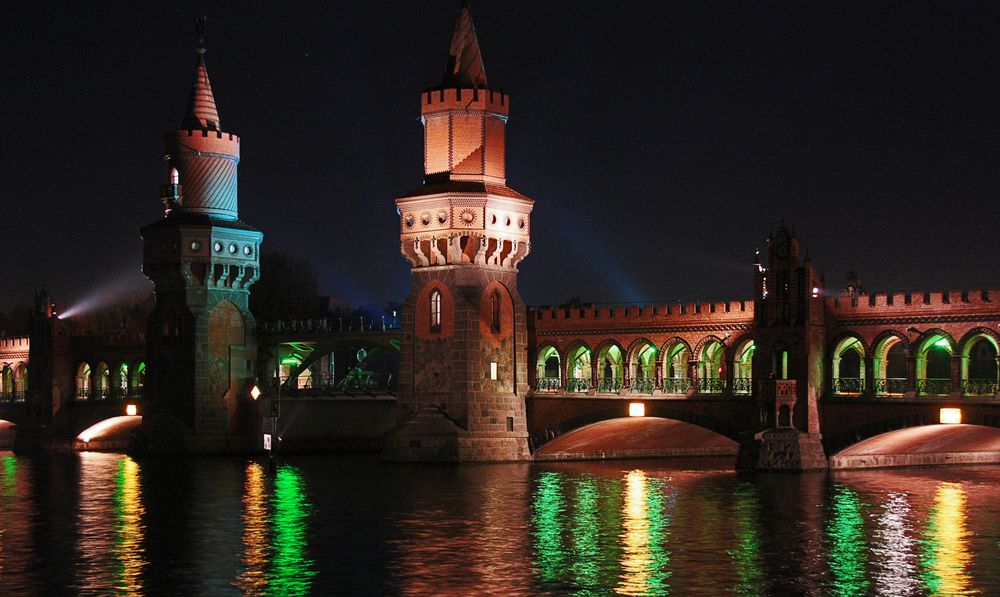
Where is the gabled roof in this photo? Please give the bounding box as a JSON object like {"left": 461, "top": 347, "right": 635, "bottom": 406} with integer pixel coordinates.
{"left": 441, "top": 3, "right": 488, "bottom": 87}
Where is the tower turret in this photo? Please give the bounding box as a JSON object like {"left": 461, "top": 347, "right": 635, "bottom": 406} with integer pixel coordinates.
{"left": 140, "top": 19, "right": 262, "bottom": 451}
{"left": 385, "top": 4, "right": 533, "bottom": 462}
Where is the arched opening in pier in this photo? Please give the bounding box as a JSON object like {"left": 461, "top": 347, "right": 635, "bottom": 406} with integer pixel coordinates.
{"left": 565, "top": 344, "right": 591, "bottom": 393}
{"left": 961, "top": 333, "right": 998, "bottom": 397}
{"left": 873, "top": 334, "right": 907, "bottom": 396}
{"left": 596, "top": 343, "right": 623, "bottom": 393}
{"left": 535, "top": 345, "right": 561, "bottom": 391}
{"left": 0, "top": 419, "right": 15, "bottom": 448}
{"left": 661, "top": 339, "right": 691, "bottom": 394}
{"left": 832, "top": 336, "right": 865, "bottom": 396}
{"left": 534, "top": 417, "right": 737, "bottom": 460}
{"left": 830, "top": 424, "right": 1000, "bottom": 469}
{"left": 917, "top": 333, "right": 954, "bottom": 396}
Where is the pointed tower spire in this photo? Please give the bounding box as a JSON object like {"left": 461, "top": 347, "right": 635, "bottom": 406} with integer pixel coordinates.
{"left": 182, "top": 17, "right": 221, "bottom": 130}
{"left": 442, "top": 2, "right": 487, "bottom": 86}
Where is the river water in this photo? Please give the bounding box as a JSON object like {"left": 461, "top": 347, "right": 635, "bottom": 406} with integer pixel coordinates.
{"left": 0, "top": 453, "right": 998, "bottom": 595}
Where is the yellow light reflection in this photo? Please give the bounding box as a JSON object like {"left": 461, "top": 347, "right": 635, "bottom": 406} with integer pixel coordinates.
{"left": 618, "top": 470, "right": 652, "bottom": 595}
{"left": 236, "top": 461, "right": 269, "bottom": 593}
{"left": 113, "top": 456, "right": 145, "bottom": 595}
{"left": 924, "top": 482, "right": 972, "bottom": 595}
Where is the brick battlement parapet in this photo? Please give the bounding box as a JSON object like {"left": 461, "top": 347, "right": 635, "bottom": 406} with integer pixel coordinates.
{"left": 422, "top": 86, "right": 508, "bottom": 116}
{"left": 826, "top": 288, "right": 998, "bottom": 319}
{"left": 531, "top": 300, "right": 754, "bottom": 330}
{"left": 166, "top": 129, "right": 240, "bottom": 158}
{"left": 0, "top": 337, "right": 29, "bottom": 351}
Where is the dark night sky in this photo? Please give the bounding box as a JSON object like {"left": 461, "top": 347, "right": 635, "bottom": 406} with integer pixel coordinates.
{"left": 2, "top": 1, "right": 999, "bottom": 313}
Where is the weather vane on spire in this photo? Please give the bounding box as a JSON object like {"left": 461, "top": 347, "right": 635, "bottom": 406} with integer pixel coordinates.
{"left": 195, "top": 16, "right": 207, "bottom": 54}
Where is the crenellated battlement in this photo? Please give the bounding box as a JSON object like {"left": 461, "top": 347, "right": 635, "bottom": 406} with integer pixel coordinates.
{"left": 0, "top": 336, "right": 30, "bottom": 351}
{"left": 421, "top": 86, "right": 509, "bottom": 116}
{"left": 531, "top": 299, "right": 755, "bottom": 326}
{"left": 166, "top": 129, "right": 240, "bottom": 158}
{"left": 826, "top": 288, "right": 997, "bottom": 318}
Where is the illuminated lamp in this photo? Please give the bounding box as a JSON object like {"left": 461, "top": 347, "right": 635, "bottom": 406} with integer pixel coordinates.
{"left": 939, "top": 408, "right": 961, "bottom": 425}
{"left": 250, "top": 385, "right": 262, "bottom": 400}
{"left": 280, "top": 355, "right": 302, "bottom": 366}
{"left": 934, "top": 338, "right": 950, "bottom": 348}
{"left": 629, "top": 402, "right": 645, "bottom": 417}
{"left": 125, "top": 403, "right": 137, "bottom": 416}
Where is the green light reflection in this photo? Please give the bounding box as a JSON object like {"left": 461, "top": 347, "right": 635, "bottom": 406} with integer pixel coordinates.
{"left": 531, "top": 471, "right": 566, "bottom": 585}
{"left": 268, "top": 464, "right": 316, "bottom": 596}
{"left": 826, "top": 484, "right": 869, "bottom": 597}
{"left": 1, "top": 456, "right": 16, "bottom": 498}
{"left": 570, "top": 476, "right": 601, "bottom": 595}
{"left": 729, "top": 483, "right": 764, "bottom": 596}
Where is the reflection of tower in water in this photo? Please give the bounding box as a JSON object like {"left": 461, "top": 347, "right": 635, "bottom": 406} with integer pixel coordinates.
{"left": 236, "top": 461, "right": 268, "bottom": 593}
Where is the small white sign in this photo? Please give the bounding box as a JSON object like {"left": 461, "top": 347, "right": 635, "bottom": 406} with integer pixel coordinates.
{"left": 263, "top": 433, "right": 272, "bottom": 451}
{"left": 490, "top": 362, "right": 498, "bottom": 380}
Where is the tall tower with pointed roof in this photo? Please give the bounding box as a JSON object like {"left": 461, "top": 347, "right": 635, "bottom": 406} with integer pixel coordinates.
{"left": 140, "top": 23, "right": 262, "bottom": 450}
{"left": 384, "top": 4, "right": 533, "bottom": 461}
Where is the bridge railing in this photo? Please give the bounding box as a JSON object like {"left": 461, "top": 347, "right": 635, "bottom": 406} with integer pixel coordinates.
{"left": 261, "top": 315, "right": 401, "bottom": 334}
{"left": 832, "top": 377, "right": 864, "bottom": 395}
{"left": 75, "top": 388, "right": 90, "bottom": 401}
{"left": 272, "top": 373, "right": 395, "bottom": 393}
{"left": 874, "top": 378, "right": 907, "bottom": 396}
{"left": 696, "top": 378, "right": 726, "bottom": 394}
{"left": 566, "top": 378, "right": 590, "bottom": 393}
{"left": 597, "top": 377, "right": 623, "bottom": 394}
{"left": 535, "top": 377, "right": 562, "bottom": 392}
{"left": 917, "top": 378, "right": 951, "bottom": 396}
{"left": 732, "top": 377, "right": 752, "bottom": 396}
{"left": 629, "top": 378, "right": 655, "bottom": 395}
{"left": 962, "top": 379, "right": 998, "bottom": 396}
{"left": 662, "top": 377, "right": 691, "bottom": 394}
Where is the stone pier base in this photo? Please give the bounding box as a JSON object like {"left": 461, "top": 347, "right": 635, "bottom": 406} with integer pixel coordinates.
{"left": 737, "top": 428, "right": 828, "bottom": 471}
{"left": 382, "top": 407, "right": 530, "bottom": 462}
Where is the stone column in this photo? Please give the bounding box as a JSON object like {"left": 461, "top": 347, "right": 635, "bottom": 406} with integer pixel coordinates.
{"left": 904, "top": 348, "right": 917, "bottom": 398}
{"left": 863, "top": 355, "right": 875, "bottom": 399}
{"left": 950, "top": 353, "right": 962, "bottom": 399}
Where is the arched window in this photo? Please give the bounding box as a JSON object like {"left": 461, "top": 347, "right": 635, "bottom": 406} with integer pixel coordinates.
{"left": 169, "top": 167, "right": 179, "bottom": 185}
{"left": 962, "top": 335, "right": 998, "bottom": 396}
{"left": 490, "top": 290, "right": 501, "bottom": 333}
{"left": 429, "top": 290, "right": 442, "bottom": 333}
{"left": 831, "top": 337, "right": 864, "bottom": 396}
{"left": 76, "top": 363, "right": 92, "bottom": 400}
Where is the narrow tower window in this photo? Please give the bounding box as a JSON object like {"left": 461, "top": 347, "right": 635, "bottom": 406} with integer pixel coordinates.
{"left": 169, "top": 167, "right": 179, "bottom": 185}
{"left": 430, "top": 290, "right": 442, "bottom": 333}
{"left": 490, "top": 290, "right": 501, "bottom": 333}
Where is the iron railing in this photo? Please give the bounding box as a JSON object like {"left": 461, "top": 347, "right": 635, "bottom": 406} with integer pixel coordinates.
{"left": 0, "top": 392, "right": 12, "bottom": 404}
{"left": 597, "top": 377, "right": 623, "bottom": 394}
{"left": 875, "top": 378, "right": 907, "bottom": 395}
{"left": 262, "top": 315, "right": 401, "bottom": 334}
{"left": 12, "top": 391, "right": 25, "bottom": 403}
{"left": 275, "top": 373, "right": 395, "bottom": 392}
{"left": 832, "top": 377, "right": 864, "bottom": 395}
{"left": 696, "top": 378, "right": 726, "bottom": 394}
{"left": 962, "top": 379, "right": 998, "bottom": 396}
{"left": 732, "top": 377, "right": 752, "bottom": 396}
{"left": 76, "top": 388, "right": 90, "bottom": 401}
{"left": 630, "top": 378, "right": 655, "bottom": 394}
{"left": 662, "top": 377, "right": 691, "bottom": 394}
{"left": 535, "top": 377, "right": 561, "bottom": 392}
{"left": 917, "top": 378, "right": 951, "bottom": 396}
{"left": 566, "top": 378, "right": 590, "bottom": 393}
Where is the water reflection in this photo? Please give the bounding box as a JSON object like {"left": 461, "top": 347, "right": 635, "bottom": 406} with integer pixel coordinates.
{"left": 921, "top": 482, "right": 972, "bottom": 595}
{"left": 730, "top": 483, "right": 764, "bottom": 596}
{"left": 236, "top": 461, "right": 269, "bottom": 593}
{"left": 872, "top": 493, "right": 919, "bottom": 596}
{"left": 617, "top": 470, "right": 671, "bottom": 595}
{"left": 827, "top": 484, "right": 869, "bottom": 596}
{"left": 270, "top": 464, "right": 316, "bottom": 595}
{"left": 77, "top": 453, "right": 146, "bottom": 595}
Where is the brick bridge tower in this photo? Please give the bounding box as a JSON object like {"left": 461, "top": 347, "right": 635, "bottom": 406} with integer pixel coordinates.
{"left": 140, "top": 22, "right": 263, "bottom": 452}
{"left": 738, "top": 225, "right": 828, "bottom": 470}
{"left": 384, "top": 4, "right": 534, "bottom": 461}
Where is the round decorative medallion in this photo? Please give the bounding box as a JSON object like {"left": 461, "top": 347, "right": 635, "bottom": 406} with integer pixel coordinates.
{"left": 460, "top": 209, "right": 476, "bottom": 225}
{"left": 421, "top": 212, "right": 432, "bottom": 226}
{"left": 518, "top": 218, "right": 525, "bottom": 230}
{"left": 404, "top": 213, "right": 415, "bottom": 228}
{"left": 229, "top": 243, "right": 238, "bottom": 254}
{"left": 505, "top": 216, "right": 511, "bottom": 227}
{"left": 190, "top": 240, "right": 201, "bottom": 251}
{"left": 437, "top": 210, "right": 447, "bottom": 224}
{"left": 214, "top": 241, "right": 223, "bottom": 252}
{"left": 243, "top": 245, "right": 252, "bottom": 256}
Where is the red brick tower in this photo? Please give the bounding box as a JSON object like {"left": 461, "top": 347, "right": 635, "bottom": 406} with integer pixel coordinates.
{"left": 140, "top": 22, "right": 263, "bottom": 451}
{"left": 738, "top": 225, "right": 828, "bottom": 470}
{"left": 384, "top": 4, "right": 533, "bottom": 461}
